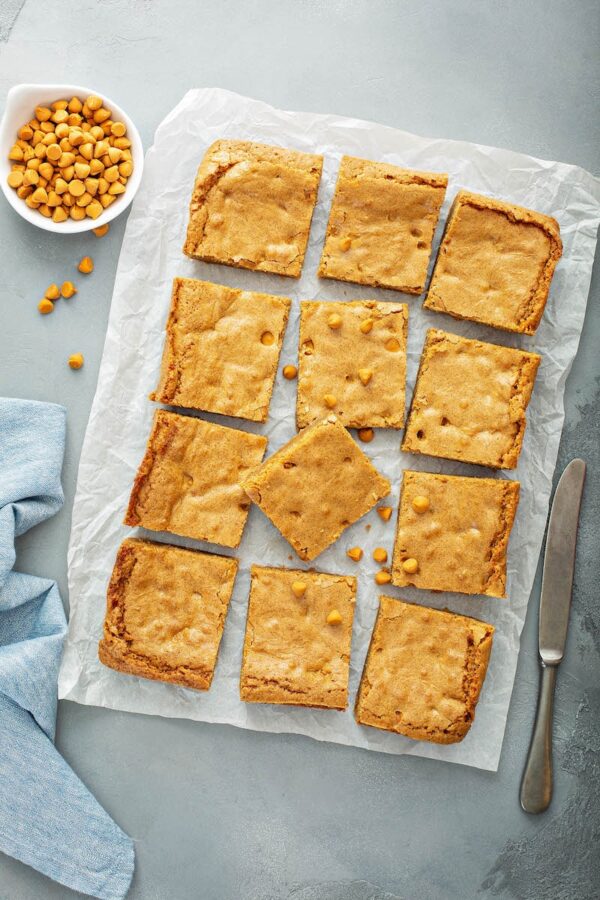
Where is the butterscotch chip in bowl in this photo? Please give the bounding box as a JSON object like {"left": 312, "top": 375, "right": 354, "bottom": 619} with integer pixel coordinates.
{"left": 151, "top": 278, "right": 290, "bottom": 422}
{"left": 183, "top": 140, "right": 323, "bottom": 277}
{"left": 242, "top": 417, "right": 390, "bottom": 561}
{"left": 99, "top": 538, "right": 238, "bottom": 691}
{"left": 297, "top": 300, "right": 408, "bottom": 430}
{"left": 355, "top": 596, "right": 494, "bottom": 744}
{"left": 124, "top": 409, "right": 267, "bottom": 548}
{"left": 318, "top": 156, "right": 448, "bottom": 294}
{"left": 402, "top": 329, "right": 541, "bottom": 469}
{"left": 392, "top": 470, "right": 520, "bottom": 597}
{"left": 240, "top": 565, "right": 356, "bottom": 709}
{"left": 424, "top": 190, "right": 562, "bottom": 335}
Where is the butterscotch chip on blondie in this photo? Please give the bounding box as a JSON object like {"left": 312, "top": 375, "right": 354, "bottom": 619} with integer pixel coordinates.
{"left": 242, "top": 417, "right": 390, "bottom": 561}
{"left": 355, "top": 596, "right": 494, "bottom": 744}
{"left": 240, "top": 565, "right": 356, "bottom": 709}
{"left": 318, "top": 156, "right": 448, "bottom": 293}
{"left": 151, "top": 278, "right": 290, "bottom": 422}
{"left": 99, "top": 538, "right": 238, "bottom": 691}
{"left": 125, "top": 410, "right": 267, "bottom": 547}
{"left": 402, "top": 329, "right": 541, "bottom": 469}
{"left": 392, "top": 471, "right": 520, "bottom": 597}
{"left": 183, "top": 140, "right": 323, "bottom": 277}
{"left": 297, "top": 300, "right": 408, "bottom": 429}
{"left": 424, "top": 190, "right": 562, "bottom": 334}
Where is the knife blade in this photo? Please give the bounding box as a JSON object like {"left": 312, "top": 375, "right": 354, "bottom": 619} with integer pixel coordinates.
{"left": 520, "top": 458, "right": 586, "bottom": 814}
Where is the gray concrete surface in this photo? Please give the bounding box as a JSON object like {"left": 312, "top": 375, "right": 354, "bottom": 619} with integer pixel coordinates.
{"left": 0, "top": 2, "right": 599, "bottom": 898}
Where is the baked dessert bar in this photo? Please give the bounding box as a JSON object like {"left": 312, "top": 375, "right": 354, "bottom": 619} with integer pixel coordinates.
{"left": 242, "top": 417, "right": 390, "bottom": 561}
{"left": 424, "top": 190, "right": 562, "bottom": 334}
{"left": 151, "top": 278, "right": 291, "bottom": 422}
{"left": 297, "top": 300, "right": 408, "bottom": 429}
{"left": 402, "top": 329, "right": 541, "bottom": 469}
{"left": 392, "top": 470, "right": 520, "bottom": 597}
{"left": 355, "top": 596, "right": 494, "bottom": 744}
{"left": 183, "top": 140, "right": 323, "bottom": 277}
{"left": 99, "top": 538, "right": 238, "bottom": 691}
{"left": 318, "top": 155, "right": 448, "bottom": 293}
{"left": 240, "top": 564, "right": 356, "bottom": 709}
{"left": 124, "top": 410, "right": 267, "bottom": 548}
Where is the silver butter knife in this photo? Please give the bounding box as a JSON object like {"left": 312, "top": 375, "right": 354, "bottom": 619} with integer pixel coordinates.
{"left": 520, "top": 458, "right": 586, "bottom": 814}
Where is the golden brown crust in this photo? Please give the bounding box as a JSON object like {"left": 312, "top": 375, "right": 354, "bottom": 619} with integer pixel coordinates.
{"left": 401, "top": 329, "right": 541, "bottom": 469}
{"left": 124, "top": 409, "right": 267, "bottom": 547}
{"left": 183, "top": 139, "right": 323, "bottom": 277}
{"left": 318, "top": 155, "right": 448, "bottom": 294}
{"left": 296, "top": 300, "right": 408, "bottom": 429}
{"left": 240, "top": 564, "right": 356, "bottom": 709}
{"left": 242, "top": 416, "right": 390, "bottom": 561}
{"left": 150, "top": 278, "right": 290, "bottom": 422}
{"left": 391, "top": 470, "right": 520, "bottom": 597}
{"left": 355, "top": 596, "right": 494, "bottom": 743}
{"left": 98, "top": 538, "right": 238, "bottom": 691}
{"left": 424, "top": 190, "right": 563, "bottom": 334}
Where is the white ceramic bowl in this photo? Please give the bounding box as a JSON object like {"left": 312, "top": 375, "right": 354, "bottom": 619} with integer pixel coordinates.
{"left": 0, "top": 83, "right": 144, "bottom": 234}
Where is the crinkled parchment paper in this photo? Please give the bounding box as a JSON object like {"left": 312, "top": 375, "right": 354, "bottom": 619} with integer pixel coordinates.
{"left": 58, "top": 88, "right": 600, "bottom": 771}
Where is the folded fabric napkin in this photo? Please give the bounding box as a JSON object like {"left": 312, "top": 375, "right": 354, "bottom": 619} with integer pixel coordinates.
{"left": 0, "top": 398, "right": 134, "bottom": 900}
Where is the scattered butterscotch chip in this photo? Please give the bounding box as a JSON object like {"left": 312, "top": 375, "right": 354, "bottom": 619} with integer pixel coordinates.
{"left": 358, "top": 368, "right": 373, "bottom": 386}
{"left": 377, "top": 507, "right": 392, "bottom": 522}
{"left": 401, "top": 558, "right": 419, "bottom": 574}
{"left": 327, "top": 313, "right": 342, "bottom": 330}
{"left": 347, "top": 546, "right": 363, "bottom": 562}
{"left": 38, "top": 298, "right": 54, "bottom": 314}
{"left": 78, "top": 256, "right": 94, "bottom": 274}
{"left": 68, "top": 353, "right": 84, "bottom": 369}
{"left": 375, "top": 570, "right": 392, "bottom": 585}
{"left": 291, "top": 580, "right": 307, "bottom": 598}
{"left": 93, "top": 223, "right": 110, "bottom": 237}
{"left": 385, "top": 338, "right": 401, "bottom": 352}
{"left": 357, "top": 428, "right": 374, "bottom": 443}
{"left": 45, "top": 283, "right": 60, "bottom": 300}
{"left": 261, "top": 331, "right": 275, "bottom": 346}
{"left": 327, "top": 609, "right": 343, "bottom": 626}
{"left": 61, "top": 281, "right": 77, "bottom": 298}
{"left": 359, "top": 318, "right": 373, "bottom": 334}
{"left": 323, "top": 393, "right": 337, "bottom": 409}
{"left": 411, "top": 495, "right": 430, "bottom": 513}
{"left": 282, "top": 364, "right": 298, "bottom": 380}
{"left": 373, "top": 547, "right": 388, "bottom": 564}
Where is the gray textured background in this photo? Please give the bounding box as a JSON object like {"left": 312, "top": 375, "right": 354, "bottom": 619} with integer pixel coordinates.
{"left": 0, "top": 2, "right": 599, "bottom": 899}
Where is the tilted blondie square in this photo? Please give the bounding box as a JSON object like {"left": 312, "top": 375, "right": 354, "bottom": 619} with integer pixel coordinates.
{"left": 242, "top": 417, "right": 390, "bottom": 561}
{"left": 124, "top": 410, "right": 267, "bottom": 547}
{"left": 318, "top": 156, "right": 448, "bottom": 293}
{"left": 296, "top": 300, "right": 408, "bottom": 429}
{"left": 402, "top": 329, "right": 541, "bottom": 469}
{"left": 151, "top": 278, "right": 291, "bottom": 422}
{"left": 424, "top": 190, "right": 562, "bottom": 334}
{"left": 183, "top": 140, "right": 323, "bottom": 277}
{"left": 392, "top": 470, "right": 520, "bottom": 597}
{"left": 355, "top": 596, "right": 494, "bottom": 744}
{"left": 99, "top": 538, "right": 238, "bottom": 691}
{"left": 240, "top": 565, "right": 357, "bottom": 709}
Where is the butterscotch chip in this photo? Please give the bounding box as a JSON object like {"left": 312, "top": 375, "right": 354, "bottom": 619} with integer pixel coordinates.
{"left": 424, "top": 190, "right": 562, "bottom": 335}
{"left": 124, "top": 410, "right": 267, "bottom": 548}
{"left": 98, "top": 538, "right": 238, "bottom": 690}
{"left": 318, "top": 156, "right": 448, "bottom": 293}
{"left": 183, "top": 140, "right": 323, "bottom": 277}
{"left": 402, "top": 329, "right": 540, "bottom": 469}
{"left": 151, "top": 278, "right": 290, "bottom": 422}
{"left": 355, "top": 596, "right": 494, "bottom": 744}
{"left": 240, "top": 565, "right": 356, "bottom": 709}
{"left": 242, "top": 417, "right": 390, "bottom": 561}
{"left": 297, "top": 300, "right": 408, "bottom": 429}
{"left": 392, "top": 470, "right": 519, "bottom": 597}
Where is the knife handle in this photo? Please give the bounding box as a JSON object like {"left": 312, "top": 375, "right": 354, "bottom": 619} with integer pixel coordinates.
{"left": 520, "top": 663, "right": 557, "bottom": 814}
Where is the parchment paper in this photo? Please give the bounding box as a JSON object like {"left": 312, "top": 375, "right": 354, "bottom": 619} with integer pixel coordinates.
{"left": 58, "top": 88, "right": 600, "bottom": 771}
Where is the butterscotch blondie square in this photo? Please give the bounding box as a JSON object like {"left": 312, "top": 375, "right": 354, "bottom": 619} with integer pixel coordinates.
{"left": 124, "top": 410, "right": 267, "bottom": 547}
{"left": 99, "top": 538, "right": 238, "bottom": 691}
{"left": 318, "top": 156, "right": 448, "bottom": 293}
{"left": 183, "top": 140, "right": 323, "bottom": 277}
{"left": 355, "top": 596, "right": 494, "bottom": 744}
{"left": 424, "top": 190, "right": 562, "bottom": 334}
{"left": 242, "top": 417, "right": 390, "bottom": 561}
{"left": 296, "top": 300, "right": 408, "bottom": 429}
{"left": 392, "top": 471, "right": 520, "bottom": 597}
{"left": 240, "top": 565, "right": 356, "bottom": 709}
{"left": 151, "top": 278, "right": 291, "bottom": 422}
{"left": 402, "top": 329, "right": 541, "bottom": 469}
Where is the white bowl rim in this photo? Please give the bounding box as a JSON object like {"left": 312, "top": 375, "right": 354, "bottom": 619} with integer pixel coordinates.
{"left": 0, "top": 82, "right": 144, "bottom": 234}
